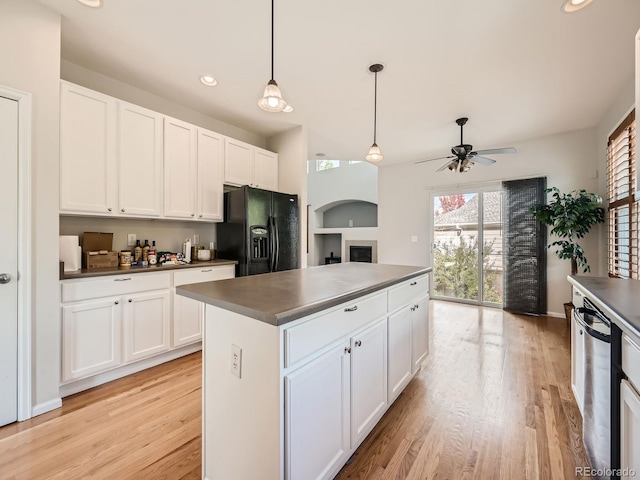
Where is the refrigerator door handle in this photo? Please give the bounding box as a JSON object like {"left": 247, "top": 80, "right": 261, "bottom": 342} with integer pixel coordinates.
{"left": 274, "top": 216, "right": 280, "bottom": 271}
{"left": 268, "top": 216, "right": 276, "bottom": 272}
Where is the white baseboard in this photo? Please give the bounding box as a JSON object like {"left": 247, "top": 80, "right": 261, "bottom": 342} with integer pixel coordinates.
{"left": 59, "top": 343, "right": 202, "bottom": 398}
{"left": 547, "top": 311, "right": 566, "bottom": 319}
{"left": 32, "top": 397, "right": 63, "bottom": 417}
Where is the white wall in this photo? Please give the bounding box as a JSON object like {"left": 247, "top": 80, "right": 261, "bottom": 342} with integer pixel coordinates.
{"left": 307, "top": 161, "right": 378, "bottom": 210}
{"left": 378, "top": 128, "right": 601, "bottom": 316}
{"left": 0, "top": 1, "right": 61, "bottom": 412}
{"left": 267, "top": 126, "right": 308, "bottom": 268}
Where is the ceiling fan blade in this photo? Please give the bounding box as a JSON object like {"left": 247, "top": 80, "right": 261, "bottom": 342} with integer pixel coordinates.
{"left": 471, "top": 147, "right": 517, "bottom": 155}
{"left": 415, "top": 155, "right": 455, "bottom": 165}
{"left": 436, "top": 161, "right": 454, "bottom": 172}
{"left": 470, "top": 155, "right": 496, "bottom": 166}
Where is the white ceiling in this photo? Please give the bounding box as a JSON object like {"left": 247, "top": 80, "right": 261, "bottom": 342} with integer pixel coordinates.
{"left": 37, "top": 0, "right": 640, "bottom": 166}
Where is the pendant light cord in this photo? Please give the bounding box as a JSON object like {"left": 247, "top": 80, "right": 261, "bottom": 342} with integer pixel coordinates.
{"left": 271, "top": 0, "right": 275, "bottom": 80}
{"left": 373, "top": 71, "right": 377, "bottom": 144}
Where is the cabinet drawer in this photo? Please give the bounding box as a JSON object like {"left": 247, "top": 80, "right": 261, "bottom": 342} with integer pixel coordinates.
{"left": 173, "top": 265, "right": 235, "bottom": 287}
{"left": 62, "top": 272, "right": 171, "bottom": 302}
{"left": 388, "top": 275, "right": 429, "bottom": 313}
{"left": 623, "top": 333, "right": 640, "bottom": 392}
{"left": 284, "top": 292, "right": 387, "bottom": 368}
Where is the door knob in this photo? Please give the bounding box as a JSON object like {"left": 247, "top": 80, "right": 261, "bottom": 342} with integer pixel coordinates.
{"left": 0, "top": 273, "right": 11, "bottom": 284}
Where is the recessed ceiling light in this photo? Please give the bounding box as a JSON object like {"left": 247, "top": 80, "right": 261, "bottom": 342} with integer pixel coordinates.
{"left": 561, "top": 0, "right": 594, "bottom": 13}
{"left": 282, "top": 105, "right": 294, "bottom": 113}
{"left": 316, "top": 153, "right": 326, "bottom": 157}
{"left": 200, "top": 75, "right": 218, "bottom": 87}
{"left": 76, "top": 0, "right": 102, "bottom": 7}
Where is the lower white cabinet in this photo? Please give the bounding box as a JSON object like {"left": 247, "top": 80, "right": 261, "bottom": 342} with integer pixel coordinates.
{"left": 123, "top": 290, "right": 170, "bottom": 363}
{"left": 62, "top": 297, "right": 121, "bottom": 382}
{"left": 571, "top": 312, "right": 585, "bottom": 414}
{"left": 285, "top": 343, "right": 351, "bottom": 480}
{"left": 621, "top": 379, "right": 640, "bottom": 478}
{"left": 411, "top": 294, "right": 429, "bottom": 373}
{"left": 388, "top": 305, "right": 413, "bottom": 402}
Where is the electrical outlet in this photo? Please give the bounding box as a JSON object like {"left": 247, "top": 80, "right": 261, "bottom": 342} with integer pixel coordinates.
{"left": 193, "top": 234, "right": 200, "bottom": 245}
{"left": 231, "top": 344, "right": 242, "bottom": 378}
{"left": 127, "top": 233, "right": 136, "bottom": 246}
{"left": 348, "top": 219, "right": 354, "bottom": 227}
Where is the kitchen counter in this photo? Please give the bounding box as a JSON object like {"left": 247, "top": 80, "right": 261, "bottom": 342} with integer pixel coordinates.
{"left": 176, "top": 262, "right": 431, "bottom": 326}
{"left": 60, "top": 258, "right": 237, "bottom": 280}
{"left": 568, "top": 275, "right": 640, "bottom": 336}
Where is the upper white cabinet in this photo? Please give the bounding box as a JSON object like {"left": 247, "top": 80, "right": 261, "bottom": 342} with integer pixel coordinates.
{"left": 117, "top": 102, "right": 163, "bottom": 217}
{"left": 60, "top": 81, "right": 117, "bottom": 214}
{"left": 224, "top": 137, "right": 278, "bottom": 191}
{"left": 197, "top": 129, "right": 225, "bottom": 221}
{"left": 163, "top": 116, "right": 197, "bottom": 219}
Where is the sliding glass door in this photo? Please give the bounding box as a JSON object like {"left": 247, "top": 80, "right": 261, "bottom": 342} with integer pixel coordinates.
{"left": 431, "top": 187, "right": 503, "bottom": 306}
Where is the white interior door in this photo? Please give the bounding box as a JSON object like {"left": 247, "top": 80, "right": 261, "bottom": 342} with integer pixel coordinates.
{"left": 0, "top": 95, "right": 19, "bottom": 426}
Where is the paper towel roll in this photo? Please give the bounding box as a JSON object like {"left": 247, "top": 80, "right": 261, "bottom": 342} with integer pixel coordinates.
{"left": 60, "top": 236, "right": 81, "bottom": 272}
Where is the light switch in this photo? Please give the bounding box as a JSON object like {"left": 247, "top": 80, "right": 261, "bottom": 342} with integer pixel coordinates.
{"left": 411, "top": 235, "right": 418, "bottom": 243}
{"left": 231, "top": 344, "right": 242, "bottom": 378}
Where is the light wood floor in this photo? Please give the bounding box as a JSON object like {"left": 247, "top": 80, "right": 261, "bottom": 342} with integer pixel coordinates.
{"left": 0, "top": 301, "right": 587, "bottom": 479}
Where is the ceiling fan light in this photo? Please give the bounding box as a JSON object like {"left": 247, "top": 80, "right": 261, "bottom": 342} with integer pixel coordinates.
{"left": 365, "top": 143, "right": 383, "bottom": 162}
{"left": 258, "top": 79, "right": 287, "bottom": 112}
{"left": 561, "top": 0, "right": 593, "bottom": 13}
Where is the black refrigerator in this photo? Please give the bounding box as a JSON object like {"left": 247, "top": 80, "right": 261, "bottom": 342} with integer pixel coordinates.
{"left": 217, "top": 186, "right": 299, "bottom": 277}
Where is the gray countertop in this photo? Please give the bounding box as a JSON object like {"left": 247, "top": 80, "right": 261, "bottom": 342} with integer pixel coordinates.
{"left": 568, "top": 275, "right": 640, "bottom": 335}
{"left": 61, "top": 259, "right": 237, "bottom": 280}
{"left": 177, "top": 263, "right": 431, "bottom": 326}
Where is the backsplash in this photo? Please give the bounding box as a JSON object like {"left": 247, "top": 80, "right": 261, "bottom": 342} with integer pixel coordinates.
{"left": 59, "top": 216, "right": 217, "bottom": 253}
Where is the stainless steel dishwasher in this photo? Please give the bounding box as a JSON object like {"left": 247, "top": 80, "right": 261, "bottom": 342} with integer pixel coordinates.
{"left": 574, "top": 299, "right": 611, "bottom": 478}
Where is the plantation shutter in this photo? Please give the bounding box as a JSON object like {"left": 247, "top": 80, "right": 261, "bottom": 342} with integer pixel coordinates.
{"left": 502, "top": 177, "right": 547, "bottom": 315}
{"left": 607, "top": 110, "right": 637, "bottom": 278}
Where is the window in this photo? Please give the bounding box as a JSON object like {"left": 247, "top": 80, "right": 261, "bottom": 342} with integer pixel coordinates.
{"left": 607, "top": 110, "right": 637, "bottom": 278}
{"left": 315, "top": 159, "right": 340, "bottom": 171}
{"left": 348, "top": 160, "right": 362, "bottom": 165}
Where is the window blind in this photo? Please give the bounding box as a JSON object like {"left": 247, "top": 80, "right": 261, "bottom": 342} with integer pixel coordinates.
{"left": 607, "top": 110, "right": 637, "bottom": 279}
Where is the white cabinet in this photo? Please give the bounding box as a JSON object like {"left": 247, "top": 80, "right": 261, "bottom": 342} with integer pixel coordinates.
{"left": 285, "top": 343, "right": 351, "bottom": 480}
{"left": 350, "top": 318, "right": 387, "bottom": 446}
{"left": 224, "top": 137, "right": 278, "bottom": 190}
{"left": 571, "top": 312, "right": 585, "bottom": 414}
{"left": 197, "top": 129, "right": 224, "bottom": 221}
{"left": 388, "top": 305, "right": 413, "bottom": 402}
{"left": 411, "top": 294, "right": 429, "bottom": 373}
{"left": 621, "top": 379, "right": 640, "bottom": 478}
{"left": 62, "top": 297, "right": 121, "bottom": 382}
{"left": 123, "top": 290, "right": 170, "bottom": 363}
{"left": 172, "top": 265, "right": 235, "bottom": 347}
{"left": 60, "top": 81, "right": 117, "bottom": 214}
{"left": 117, "top": 102, "right": 163, "bottom": 217}
{"left": 163, "top": 116, "right": 197, "bottom": 219}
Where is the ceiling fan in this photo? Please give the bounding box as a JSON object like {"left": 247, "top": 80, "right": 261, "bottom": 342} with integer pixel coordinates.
{"left": 415, "top": 117, "right": 516, "bottom": 173}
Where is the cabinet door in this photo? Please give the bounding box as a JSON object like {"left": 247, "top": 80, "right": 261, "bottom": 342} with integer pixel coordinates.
{"left": 62, "top": 298, "right": 121, "bottom": 382}
{"left": 621, "top": 379, "right": 640, "bottom": 478}
{"left": 172, "top": 292, "right": 203, "bottom": 347}
{"left": 351, "top": 318, "right": 388, "bottom": 447}
{"left": 388, "top": 305, "right": 413, "bottom": 402}
{"left": 164, "top": 117, "right": 197, "bottom": 218}
{"left": 60, "top": 82, "right": 116, "bottom": 214}
{"left": 118, "top": 102, "right": 163, "bottom": 216}
{"left": 197, "top": 129, "right": 224, "bottom": 221}
{"left": 285, "top": 343, "right": 351, "bottom": 480}
{"left": 571, "top": 314, "right": 585, "bottom": 414}
{"left": 254, "top": 148, "right": 278, "bottom": 191}
{"left": 123, "top": 290, "right": 170, "bottom": 363}
{"left": 411, "top": 294, "right": 429, "bottom": 373}
{"left": 224, "top": 138, "right": 254, "bottom": 186}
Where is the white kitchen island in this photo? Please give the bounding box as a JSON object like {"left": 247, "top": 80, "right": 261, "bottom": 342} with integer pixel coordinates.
{"left": 177, "top": 262, "right": 431, "bottom": 480}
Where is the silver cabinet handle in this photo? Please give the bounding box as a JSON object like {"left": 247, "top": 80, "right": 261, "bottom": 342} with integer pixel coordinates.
{"left": 114, "top": 278, "right": 132, "bottom": 282}
{"left": 128, "top": 299, "right": 132, "bottom": 303}
{"left": 411, "top": 306, "right": 415, "bottom": 312}
{"left": 199, "top": 214, "right": 203, "bottom": 218}
{"left": 410, "top": 281, "right": 417, "bottom": 286}
{"left": 107, "top": 208, "right": 112, "bottom": 212}
{"left": 114, "top": 301, "right": 119, "bottom": 305}
{"left": 415, "top": 304, "right": 419, "bottom": 309}
{"left": 355, "top": 340, "right": 362, "bottom": 347}
{"left": 121, "top": 208, "right": 125, "bottom": 213}
{"left": 344, "top": 347, "right": 351, "bottom": 354}
{"left": 344, "top": 306, "right": 358, "bottom": 312}
{"left": 0, "top": 273, "right": 11, "bottom": 284}
{"left": 191, "top": 213, "right": 195, "bottom": 217}
{"left": 201, "top": 269, "right": 213, "bottom": 272}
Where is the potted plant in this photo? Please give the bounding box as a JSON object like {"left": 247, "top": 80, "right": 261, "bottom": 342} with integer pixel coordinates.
{"left": 530, "top": 187, "right": 605, "bottom": 320}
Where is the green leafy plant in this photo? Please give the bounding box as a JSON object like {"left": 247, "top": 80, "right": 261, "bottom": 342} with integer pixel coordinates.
{"left": 529, "top": 187, "right": 605, "bottom": 275}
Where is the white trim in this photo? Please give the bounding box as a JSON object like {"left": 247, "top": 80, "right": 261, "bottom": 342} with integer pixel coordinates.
{"left": 0, "top": 85, "right": 32, "bottom": 421}
{"left": 31, "top": 398, "right": 62, "bottom": 418}
{"left": 424, "top": 174, "right": 547, "bottom": 193}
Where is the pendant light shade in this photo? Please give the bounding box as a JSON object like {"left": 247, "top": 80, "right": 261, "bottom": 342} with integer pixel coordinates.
{"left": 258, "top": 0, "right": 288, "bottom": 112}
{"left": 365, "top": 64, "right": 384, "bottom": 162}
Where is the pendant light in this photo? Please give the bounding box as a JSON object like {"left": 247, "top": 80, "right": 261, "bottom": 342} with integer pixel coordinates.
{"left": 365, "top": 64, "right": 384, "bottom": 162}
{"left": 258, "top": 0, "right": 288, "bottom": 112}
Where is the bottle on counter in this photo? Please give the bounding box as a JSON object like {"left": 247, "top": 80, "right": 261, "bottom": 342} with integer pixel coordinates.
{"left": 148, "top": 240, "right": 157, "bottom": 265}
{"left": 142, "top": 239, "right": 150, "bottom": 263}
{"left": 134, "top": 240, "right": 142, "bottom": 263}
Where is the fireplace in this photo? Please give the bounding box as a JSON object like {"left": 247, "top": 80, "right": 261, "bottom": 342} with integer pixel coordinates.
{"left": 349, "top": 246, "right": 373, "bottom": 263}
